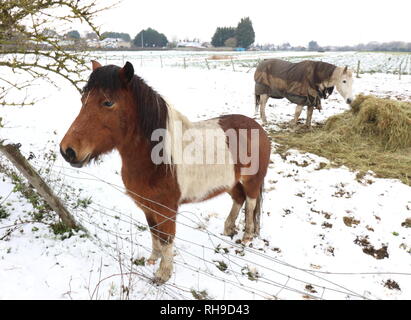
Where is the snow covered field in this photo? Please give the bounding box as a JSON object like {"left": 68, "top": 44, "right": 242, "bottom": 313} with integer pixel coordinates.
{"left": 0, "top": 51, "right": 410, "bottom": 300}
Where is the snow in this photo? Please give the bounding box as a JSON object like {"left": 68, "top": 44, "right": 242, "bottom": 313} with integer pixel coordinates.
{"left": 0, "top": 51, "right": 410, "bottom": 300}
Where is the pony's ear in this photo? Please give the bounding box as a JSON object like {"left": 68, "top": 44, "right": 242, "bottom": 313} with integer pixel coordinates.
{"left": 91, "top": 60, "right": 102, "bottom": 71}
{"left": 343, "top": 65, "right": 348, "bottom": 74}
{"left": 120, "top": 61, "right": 134, "bottom": 84}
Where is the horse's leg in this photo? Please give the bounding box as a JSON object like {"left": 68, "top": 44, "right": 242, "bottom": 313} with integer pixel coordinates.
{"left": 241, "top": 178, "right": 262, "bottom": 243}
{"left": 243, "top": 196, "right": 257, "bottom": 243}
{"left": 259, "top": 94, "right": 269, "bottom": 124}
{"left": 142, "top": 209, "right": 162, "bottom": 264}
{"left": 144, "top": 203, "right": 177, "bottom": 284}
{"left": 291, "top": 104, "right": 303, "bottom": 127}
{"left": 305, "top": 106, "right": 314, "bottom": 128}
{"left": 255, "top": 95, "right": 260, "bottom": 114}
{"left": 224, "top": 183, "right": 246, "bottom": 237}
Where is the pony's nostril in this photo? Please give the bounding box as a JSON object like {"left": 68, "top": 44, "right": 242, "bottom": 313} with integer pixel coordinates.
{"left": 347, "top": 98, "right": 352, "bottom": 104}
{"left": 66, "top": 147, "right": 76, "bottom": 161}
{"left": 61, "top": 147, "right": 76, "bottom": 162}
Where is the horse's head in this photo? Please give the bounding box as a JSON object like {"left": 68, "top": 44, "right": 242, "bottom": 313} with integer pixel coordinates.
{"left": 334, "top": 66, "right": 354, "bottom": 104}
{"left": 60, "top": 60, "right": 136, "bottom": 168}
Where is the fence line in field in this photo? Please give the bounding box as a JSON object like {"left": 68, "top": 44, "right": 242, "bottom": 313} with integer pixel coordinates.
{"left": 9, "top": 150, "right": 411, "bottom": 300}
{"left": 89, "top": 51, "right": 411, "bottom": 77}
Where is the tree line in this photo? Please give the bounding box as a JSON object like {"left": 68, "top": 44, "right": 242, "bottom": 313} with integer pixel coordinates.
{"left": 30, "top": 17, "right": 257, "bottom": 49}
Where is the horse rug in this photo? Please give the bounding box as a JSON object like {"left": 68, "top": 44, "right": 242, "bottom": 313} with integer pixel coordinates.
{"left": 254, "top": 59, "right": 336, "bottom": 109}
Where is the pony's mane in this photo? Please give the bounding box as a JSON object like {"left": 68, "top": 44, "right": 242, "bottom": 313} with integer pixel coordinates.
{"left": 83, "top": 65, "right": 169, "bottom": 142}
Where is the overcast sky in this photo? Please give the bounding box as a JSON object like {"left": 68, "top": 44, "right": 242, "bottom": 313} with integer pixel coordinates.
{"left": 81, "top": 0, "right": 410, "bottom": 46}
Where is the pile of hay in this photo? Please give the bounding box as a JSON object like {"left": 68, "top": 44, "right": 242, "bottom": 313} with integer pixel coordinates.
{"left": 271, "top": 95, "right": 411, "bottom": 185}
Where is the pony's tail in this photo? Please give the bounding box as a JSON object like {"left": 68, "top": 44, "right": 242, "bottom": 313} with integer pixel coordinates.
{"left": 253, "top": 183, "right": 264, "bottom": 236}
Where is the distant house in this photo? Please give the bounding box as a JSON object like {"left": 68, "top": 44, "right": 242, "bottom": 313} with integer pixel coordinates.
{"left": 176, "top": 41, "right": 205, "bottom": 49}
{"left": 100, "top": 38, "right": 131, "bottom": 49}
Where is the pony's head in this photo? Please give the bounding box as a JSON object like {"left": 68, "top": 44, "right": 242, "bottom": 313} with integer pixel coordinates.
{"left": 60, "top": 60, "right": 168, "bottom": 168}
{"left": 333, "top": 66, "right": 354, "bottom": 104}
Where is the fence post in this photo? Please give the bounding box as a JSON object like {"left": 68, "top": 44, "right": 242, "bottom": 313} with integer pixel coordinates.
{"left": 205, "top": 58, "right": 210, "bottom": 70}
{"left": 231, "top": 57, "right": 235, "bottom": 72}
{"left": 356, "top": 60, "right": 361, "bottom": 78}
{"left": 399, "top": 61, "right": 402, "bottom": 80}
{"left": 0, "top": 142, "right": 81, "bottom": 230}
{"left": 183, "top": 57, "right": 186, "bottom": 69}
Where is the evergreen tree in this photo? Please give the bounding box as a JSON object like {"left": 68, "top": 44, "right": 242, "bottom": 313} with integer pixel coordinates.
{"left": 235, "top": 17, "right": 255, "bottom": 48}
{"left": 66, "top": 30, "right": 80, "bottom": 40}
{"left": 133, "top": 28, "right": 168, "bottom": 47}
{"left": 211, "top": 27, "right": 236, "bottom": 47}
{"left": 308, "top": 40, "right": 320, "bottom": 51}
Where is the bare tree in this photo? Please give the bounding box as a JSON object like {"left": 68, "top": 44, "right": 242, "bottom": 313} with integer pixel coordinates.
{"left": 0, "top": 0, "right": 115, "bottom": 106}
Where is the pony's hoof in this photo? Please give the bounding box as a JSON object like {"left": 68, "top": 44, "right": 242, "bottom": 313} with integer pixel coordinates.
{"left": 223, "top": 225, "right": 237, "bottom": 237}
{"left": 242, "top": 234, "right": 254, "bottom": 244}
{"left": 153, "top": 265, "right": 172, "bottom": 284}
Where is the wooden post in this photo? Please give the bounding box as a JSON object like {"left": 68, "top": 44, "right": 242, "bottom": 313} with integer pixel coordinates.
{"left": 205, "top": 58, "right": 210, "bottom": 70}
{"left": 399, "top": 61, "right": 402, "bottom": 80}
{"left": 356, "top": 60, "right": 361, "bottom": 78}
{"left": 0, "top": 143, "right": 80, "bottom": 230}
{"left": 183, "top": 57, "right": 186, "bottom": 69}
{"left": 231, "top": 57, "right": 235, "bottom": 72}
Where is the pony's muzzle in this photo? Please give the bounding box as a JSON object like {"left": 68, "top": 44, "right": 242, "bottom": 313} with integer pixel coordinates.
{"left": 60, "top": 146, "right": 89, "bottom": 168}
{"left": 346, "top": 98, "right": 353, "bottom": 104}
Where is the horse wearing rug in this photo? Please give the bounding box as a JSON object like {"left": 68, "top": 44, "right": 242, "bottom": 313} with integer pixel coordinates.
{"left": 60, "top": 61, "right": 271, "bottom": 283}
{"left": 254, "top": 59, "right": 354, "bottom": 126}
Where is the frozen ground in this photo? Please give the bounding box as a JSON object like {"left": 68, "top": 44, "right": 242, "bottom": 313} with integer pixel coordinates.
{"left": 0, "top": 52, "right": 410, "bottom": 300}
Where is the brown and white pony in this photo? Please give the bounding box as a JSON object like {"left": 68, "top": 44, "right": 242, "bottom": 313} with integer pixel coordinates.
{"left": 60, "top": 61, "right": 271, "bottom": 283}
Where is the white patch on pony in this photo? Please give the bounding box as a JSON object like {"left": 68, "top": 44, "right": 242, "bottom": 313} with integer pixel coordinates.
{"left": 165, "top": 104, "right": 236, "bottom": 203}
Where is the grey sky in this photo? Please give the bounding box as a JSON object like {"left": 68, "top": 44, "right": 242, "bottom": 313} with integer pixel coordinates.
{"left": 84, "top": 0, "right": 410, "bottom": 46}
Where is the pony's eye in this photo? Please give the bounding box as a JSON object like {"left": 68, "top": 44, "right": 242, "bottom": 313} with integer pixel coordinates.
{"left": 343, "top": 80, "right": 347, "bottom": 84}
{"left": 102, "top": 101, "right": 114, "bottom": 107}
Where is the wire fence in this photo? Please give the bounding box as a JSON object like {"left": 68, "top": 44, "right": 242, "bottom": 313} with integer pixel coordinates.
{"left": 2, "top": 147, "right": 410, "bottom": 300}
{"left": 88, "top": 51, "right": 411, "bottom": 76}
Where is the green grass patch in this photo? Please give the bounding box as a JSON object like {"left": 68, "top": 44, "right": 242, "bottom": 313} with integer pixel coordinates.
{"left": 270, "top": 95, "right": 411, "bottom": 186}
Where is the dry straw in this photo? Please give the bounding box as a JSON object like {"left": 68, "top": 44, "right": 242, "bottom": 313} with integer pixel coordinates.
{"left": 271, "top": 95, "right": 411, "bottom": 185}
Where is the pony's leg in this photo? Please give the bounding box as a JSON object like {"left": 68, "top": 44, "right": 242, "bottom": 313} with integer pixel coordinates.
{"left": 243, "top": 196, "right": 257, "bottom": 243}
{"left": 305, "top": 106, "right": 314, "bottom": 128}
{"left": 153, "top": 208, "right": 177, "bottom": 284}
{"left": 241, "top": 178, "right": 261, "bottom": 243}
{"left": 155, "top": 240, "right": 174, "bottom": 284}
{"left": 259, "top": 94, "right": 269, "bottom": 124}
{"left": 141, "top": 202, "right": 177, "bottom": 283}
{"left": 291, "top": 105, "right": 303, "bottom": 127}
{"left": 142, "top": 210, "right": 162, "bottom": 265}
{"left": 255, "top": 95, "right": 260, "bottom": 114}
{"left": 224, "top": 183, "right": 246, "bottom": 236}
{"left": 147, "top": 234, "right": 162, "bottom": 265}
